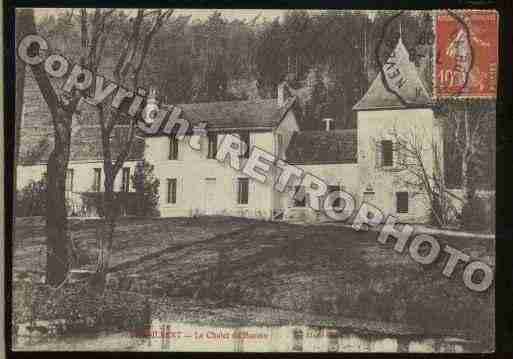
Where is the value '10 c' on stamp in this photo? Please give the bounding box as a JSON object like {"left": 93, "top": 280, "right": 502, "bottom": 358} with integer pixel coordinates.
{"left": 434, "top": 10, "right": 498, "bottom": 99}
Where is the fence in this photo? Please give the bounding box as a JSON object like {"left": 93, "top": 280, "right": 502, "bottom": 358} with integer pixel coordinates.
{"left": 69, "top": 192, "right": 142, "bottom": 217}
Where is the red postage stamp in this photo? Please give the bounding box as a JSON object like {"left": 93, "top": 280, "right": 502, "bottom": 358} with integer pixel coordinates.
{"left": 434, "top": 10, "right": 498, "bottom": 98}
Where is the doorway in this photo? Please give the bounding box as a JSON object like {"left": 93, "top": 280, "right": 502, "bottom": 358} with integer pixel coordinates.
{"left": 204, "top": 178, "right": 216, "bottom": 215}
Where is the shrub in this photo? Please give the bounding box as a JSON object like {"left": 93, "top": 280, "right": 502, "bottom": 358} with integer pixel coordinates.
{"left": 131, "top": 160, "right": 160, "bottom": 217}
{"left": 461, "top": 195, "right": 493, "bottom": 232}
{"left": 80, "top": 192, "right": 141, "bottom": 217}
{"left": 16, "top": 176, "right": 47, "bottom": 217}
{"left": 14, "top": 279, "right": 151, "bottom": 337}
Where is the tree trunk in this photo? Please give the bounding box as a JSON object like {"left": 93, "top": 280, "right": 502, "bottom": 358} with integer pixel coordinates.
{"left": 15, "top": 9, "right": 30, "bottom": 162}
{"left": 45, "top": 139, "right": 71, "bottom": 285}
{"left": 15, "top": 63, "right": 25, "bottom": 163}
{"left": 461, "top": 153, "right": 473, "bottom": 205}
{"left": 91, "top": 174, "right": 117, "bottom": 291}
{"left": 19, "top": 8, "right": 75, "bottom": 286}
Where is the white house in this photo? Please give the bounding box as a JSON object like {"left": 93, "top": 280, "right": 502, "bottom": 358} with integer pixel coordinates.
{"left": 145, "top": 92, "right": 300, "bottom": 220}
{"left": 16, "top": 124, "right": 144, "bottom": 216}
{"left": 17, "top": 38, "right": 442, "bottom": 223}
{"left": 352, "top": 37, "right": 441, "bottom": 223}
{"left": 145, "top": 38, "right": 441, "bottom": 223}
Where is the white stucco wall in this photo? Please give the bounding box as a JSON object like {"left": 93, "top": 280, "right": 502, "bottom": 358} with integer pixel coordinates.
{"left": 356, "top": 108, "right": 440, "bottom": 223}
{"left": 17, "top": 160, "right": 139, "bottom": 193}
{"left": 275, "top": 110, "right": 300, "bottom": 160}
{"left": 17, "top": 160, "right": 139, "bottom": 216}
{"left": 18, "top": 106, "right": 444, "bottom": 224}
{"left": 146, "top": 131, "right": 277, "bottom": 219}
{"left": 271, "top": 111, "right": 300, "bottom": 211}
{"left": 280, "top": 163, "right": 360, "bottom": 222}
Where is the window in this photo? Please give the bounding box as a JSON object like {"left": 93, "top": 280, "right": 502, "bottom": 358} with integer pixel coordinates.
{"left": 239, "top": 132, "right": 250, "bottom": 158}
{"left": 276, "top": 133, "right": 283, "bottom": 158}
{"left": 121, "top": 167, "right": 130, "bottom": 192}
{"left": 396, "top": 192, "right": 409, "bottom": 213}
{"left": 65, "top": 169, "right": 74, "bottom": 192}
{"left": 328, "top": 185, "right": 341, "bottom": 207}
{"left": 293, "top": 186, "right": 306, "bottom": 207}
{"left": 167, "top": 178, "right": 177, "bottom": 204}
{"left": 381, "top": 140, "right": 393, "bottom": 167}
{"left": 237, "top": 178, "right": 249, "bottom": 205}
{"left": 169, "top": 136, "right": 179, "bottom": 160}
{"left": 93, "top": 168, "right": 101, "bottom": 192}
{"left": 207, "top": 132, "right": 218, "bottom": 159}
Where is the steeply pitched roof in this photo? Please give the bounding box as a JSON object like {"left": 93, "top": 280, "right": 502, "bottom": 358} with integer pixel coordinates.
{"left": 19, "top": 126, "right": 145, "bottom": 165}
{"left": 159, "top": 97, "right": 296, "bottom": 132}
{"left": 70, "top": 126, "right": 145, "bottom": 162}
{"left": 19, "top": 96, "right": 145, "bottom": 165}
{"left": 285, "top": 130, "right": 357, "bottom": 165}
{"left": 353, "top": 39, "right": 431, "bottom": 111}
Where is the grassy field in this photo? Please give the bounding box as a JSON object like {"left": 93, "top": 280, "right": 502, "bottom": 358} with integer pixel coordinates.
{"left": 13, "top": 216, "right": 494, "bottom": 346}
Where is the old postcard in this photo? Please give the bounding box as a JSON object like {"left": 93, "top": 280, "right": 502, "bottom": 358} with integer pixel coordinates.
{"left": 11, "top": 8, "right": 496, "bottom": 353}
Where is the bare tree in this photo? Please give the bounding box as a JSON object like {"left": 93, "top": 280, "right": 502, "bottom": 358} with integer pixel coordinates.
{"left": 442, "top": 100, "right": 495, "bottom": 205}
{"left": 17, "top": 9, "right": 84, "bottom": 285}
{"left": 81, "top": 9, "right": 176, "bottom": 290}
{"left": 15, "top": 13, "right": 27, "bottom": 162}
{"left": 387, "top": 125, "right": 458, "bottom": 227}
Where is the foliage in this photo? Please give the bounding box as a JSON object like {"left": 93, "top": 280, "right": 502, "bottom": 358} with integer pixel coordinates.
{"left": 36, "top": 10, "right": 435, "bottom": 125}
{"left": 389, "top": 126, "right": 456, "bottom": 227}
{"left": 80, "top": 192, "right": 141, "bottom": 217}
{"left": 16, "top": 176, "right": 47, "bottom": 217}
{"left": 461, "top": 195, "right": 494, "bottom": 232}
{"left": 131, "top": 160, "right": 160, "bottom": 217}
{"left": 19, "top": 137, "right": 51, "bottom": 166}
{"left": 254, "top": 18, "right": 287, "bottom": 98}
{"left": 13, "top": 278, "right": 150, "bottom": 337}
{"left": 435, "top": 99, "right": 496, "bottom": 191}
{"left": 303, "top": 68, "right": 327, "bottom": 130}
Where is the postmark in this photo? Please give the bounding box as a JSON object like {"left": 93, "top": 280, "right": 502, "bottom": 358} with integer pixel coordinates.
{"left": 434, "top": 10, "right": 498, "bottom": 98}
{"left": 374, "top": 11, "right": 434, "bottom": 106}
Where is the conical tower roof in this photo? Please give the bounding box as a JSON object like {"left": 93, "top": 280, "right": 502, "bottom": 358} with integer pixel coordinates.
{"left": 354, "top": 38, "right": 431, "bottom": 111}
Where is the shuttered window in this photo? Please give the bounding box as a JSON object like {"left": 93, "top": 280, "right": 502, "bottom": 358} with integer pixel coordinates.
{"left": 276, "top": 133, "right": 283, "bottom": 158}
{"left": 65, "top": 169, "right": 74, "bottom": 192}
{"left": 93, "top": 168, "right": 101, "bottom": 192}
{"left": 207, "top": 133, "right": 218, "bottom": 159}
{"left": 396, "top": 192, "right": 409, "bottom": 213}
{"left": 328, "top": 185, "right": 341, "bottom": 207}
{"left": 169, "top": 136, "right": 179, "bottom": 160}
{"left": 294, "top": 186, "right": 306, "bottom": 207}
{"left": 237, "top": 178, "right": 249, "bottom": 205}
{"left": 239, "top": 132, "right": 250, "bottom": 158}
{"left": 167, "top": 178, "right": 177, "bottom": 204}
{"left": 121, "top": 167, "right": 130, "bottom": 192}
{"left": 382, "top": 140, "right": 393, "bottom": 166}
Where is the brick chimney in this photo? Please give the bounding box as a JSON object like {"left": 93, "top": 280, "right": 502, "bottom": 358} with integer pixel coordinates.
{"left": 277, "top": 81, "right": 291, "bottom": 107}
